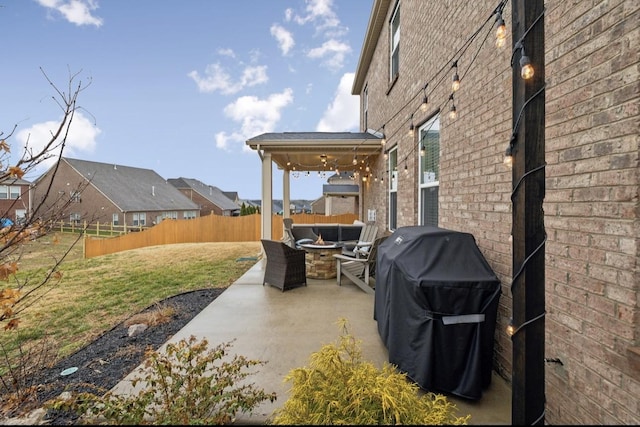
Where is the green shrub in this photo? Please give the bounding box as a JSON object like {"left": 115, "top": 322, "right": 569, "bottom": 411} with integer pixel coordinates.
{"left": 269, "top": 319, "right": 470, "bottom": 425}
{"left": 46, "top": 335, "right": 277, "bottom": 425}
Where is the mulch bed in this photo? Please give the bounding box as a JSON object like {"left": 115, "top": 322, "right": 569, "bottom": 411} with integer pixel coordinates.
{"left": 14, "top": 287, "right": 226, "bottom": 425}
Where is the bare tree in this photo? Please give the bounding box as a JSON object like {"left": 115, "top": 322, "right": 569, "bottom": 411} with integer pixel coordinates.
{"left": 0, "top": 68, "right": 93, "bottom": 330}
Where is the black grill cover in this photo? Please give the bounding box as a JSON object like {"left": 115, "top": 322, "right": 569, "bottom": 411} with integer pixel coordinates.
{"left": 374, "top": 226, "right": 501, "bottom": 400}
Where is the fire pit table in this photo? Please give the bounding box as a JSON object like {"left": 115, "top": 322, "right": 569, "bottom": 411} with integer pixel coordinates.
{"left": 299, "top": 243, "right": 343, "bottom": 279}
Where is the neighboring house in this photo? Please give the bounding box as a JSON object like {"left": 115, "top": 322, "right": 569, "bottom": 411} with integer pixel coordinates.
{"left": 318, "top": 172, "right": 359, "bottom": 216}
{"left": 31, "top": 158, "right": 200, "bottom": 227}
{"left": 0, "top": 177, "right": 31, "bottom": 224}
{"left": 222, "top": 191, "right": 240, "bottom": 205}
{"left": 167, "top": 178, "right": 240, "bottom": 216}
{"left": 347, "top": 0, "right": 638, "bottom": 425}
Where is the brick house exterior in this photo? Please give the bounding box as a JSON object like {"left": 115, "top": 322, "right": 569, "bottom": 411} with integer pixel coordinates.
{"left": 167, "top": 177, "right": 240, "bottom": 216}
{"left": 0, "top": 177, "right": 31, "bottom": 224}
{"left": 352, "top": 0, "right": 638, "bottom": 424}
{"left": 32, "top": 158, "right": 200, "bottom": 227}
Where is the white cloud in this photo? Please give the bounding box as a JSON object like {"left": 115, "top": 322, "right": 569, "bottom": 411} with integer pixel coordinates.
{"left": 188, "top": 64, "right": 268, "bottom": 95}
{"left": 316, "top": 73, "right": 358, "bottom": 132}
{"left": 270, "top": 24, "right": 295, "bottom": 55}
{"left": 16, "top": 111, "right": 100, "bottom": 173}
{"left": 307, "top": 39, "right": 351, "bottom": 71}
{"left": 217, "top": 48, "right": 236, "bottom": 58}
{"left": 37, "top": 0, "right": 103, "bottom": 27}
{"left": 215, "top": 89, "right": 294, "bottom": 151}
{"left": 292, "top": 0, "right": 338, "bottom": 29}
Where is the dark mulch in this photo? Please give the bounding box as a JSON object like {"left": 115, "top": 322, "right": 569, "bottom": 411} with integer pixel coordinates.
{"left": 27, "top": 287, "right": 226, "bottom": 425}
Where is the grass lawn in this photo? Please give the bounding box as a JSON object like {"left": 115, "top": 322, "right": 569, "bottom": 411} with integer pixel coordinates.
{"left": 0, "top": 232, "right": 261, "bottom": 361}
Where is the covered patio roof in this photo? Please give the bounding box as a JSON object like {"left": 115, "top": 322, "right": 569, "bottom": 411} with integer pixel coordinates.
{"left": 246, "top": 131, "right": 383, "bottom": 172}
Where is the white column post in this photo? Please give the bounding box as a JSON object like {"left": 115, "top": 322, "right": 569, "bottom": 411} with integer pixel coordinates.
{"left": 283, "top": 169, "right": 291, "bottom": 218}
{"left": 261, "top": 153, "right": 273, "bottom": 240}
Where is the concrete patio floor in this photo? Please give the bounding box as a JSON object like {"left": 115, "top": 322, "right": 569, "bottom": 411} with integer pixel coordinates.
{"left": 113, "top": 259, "right": 512, "bottom": 424}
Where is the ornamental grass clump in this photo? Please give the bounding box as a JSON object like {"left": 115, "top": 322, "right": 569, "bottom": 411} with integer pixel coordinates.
{"left": 269, "top": 319, "right": 470, "bottom": 425}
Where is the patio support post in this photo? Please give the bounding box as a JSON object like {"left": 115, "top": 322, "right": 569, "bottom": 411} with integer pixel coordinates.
{"left": 261, "top": 152, "right": 273, "bottom": 240}
{"left": 283, "top": 169, "right": 290, "bottom": 218}
{"left": 511, "top": 0, "right": 546, "bottom": 424}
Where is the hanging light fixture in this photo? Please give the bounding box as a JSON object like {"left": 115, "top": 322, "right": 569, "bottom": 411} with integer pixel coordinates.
{"left": 420, "top": 144, "right": 426, "bottom": 157}
{"left": 420, "top": 83, "right": 429, "bottom": 112}
{"left": 451, "top": 61, "right": 460, "bottom": 92}
{"left": 520, "top": 54, "right": 534, "bottom": 79}
{"left": 408, "top": 113, "right": 415, "bottom": 137}
{"left": 380, "top": 124, "right": 386, "bottom": 146}
{"left": 449, "top": 93, "right": 457, "bottom": 120}
{"left": 514, "top": 41, "right": 534, "bottom": 80}
{"left": 495, "top": 12, "right": 507, "bottom": 47}
{"left": 383, "top": 150, "right": 388, "bottom": 160}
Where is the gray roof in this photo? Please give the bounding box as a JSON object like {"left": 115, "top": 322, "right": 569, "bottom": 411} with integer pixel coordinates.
{"left": 167, "top": 178, "right": 240, "bottom": 211}
{"left": 246, "top": 131, "right": 381, "bottom": 143}
{"left": 323, "top": 184, "right": 359, "bottom": 195}
{"left": 0, "top": 177, "right": 31, "bottom": 185}
{"left": 64, "top": 158, "right": 199, "bottom": 212}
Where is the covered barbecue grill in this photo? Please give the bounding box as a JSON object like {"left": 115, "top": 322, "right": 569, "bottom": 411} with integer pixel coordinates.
{"left": 374, "top": 226, "right": 501, "bottom": 400}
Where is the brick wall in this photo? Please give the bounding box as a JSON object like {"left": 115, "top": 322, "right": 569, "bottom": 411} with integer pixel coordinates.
{"left": 358, "top": 0, "right": 639, "bottom": 424}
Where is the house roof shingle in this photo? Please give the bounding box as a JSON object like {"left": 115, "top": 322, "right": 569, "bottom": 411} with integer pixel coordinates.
{"left": 167, "top": 178, "right": 240, "bottom": 211}
{"left": 64, "top": 158, "right": 199, "bottom": 212}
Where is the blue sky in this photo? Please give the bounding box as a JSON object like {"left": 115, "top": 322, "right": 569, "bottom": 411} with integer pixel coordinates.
{"left": 1, "top": 0, "right": 371, "bottom": 200}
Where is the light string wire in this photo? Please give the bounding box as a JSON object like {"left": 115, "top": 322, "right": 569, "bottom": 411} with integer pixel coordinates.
{"left": 290, "top": 0, "right": 512, "bottom": 177}
{"left": 377, "top": 0, "right": 510, "bottom": 179}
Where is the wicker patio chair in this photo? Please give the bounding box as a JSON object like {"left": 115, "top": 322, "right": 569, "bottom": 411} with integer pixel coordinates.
{"left": 261, "top": 239, "right": 307, "bottom": 292}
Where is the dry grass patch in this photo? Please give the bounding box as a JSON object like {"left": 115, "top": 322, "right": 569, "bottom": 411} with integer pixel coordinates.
{"left": 124, "top": 303, "right": 177, "bottom": 328}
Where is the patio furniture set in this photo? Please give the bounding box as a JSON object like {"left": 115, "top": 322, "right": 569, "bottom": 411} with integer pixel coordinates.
{"left": 261, "top": 219, "right": 382, "bottom": 292}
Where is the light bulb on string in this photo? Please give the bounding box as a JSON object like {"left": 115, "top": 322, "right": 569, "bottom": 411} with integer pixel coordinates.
{"left": 495, "top": 13, "right": 507, "bottom": 47}
{"left": 408, "top": 113, "right": 415, "bottom": 137}
{"left": 520, "top": 54, "right": 534, "bottom": 79}
{"left": 451, "top": 61, "right": 460, "bottom": 92}
{"left": 448, "top": 94, "right": 457, "bottom": 120}
{"left": 381, "top": 125, "right": 386, "bottom": 146}
{"left": 420, "top": 144, "right": 426, "bottom": 157}
{"left": 383, "top": 151, "right": 388, "bottom": 160}
{"left": 503, "top": 143, "right": 514, "bottom": 168}
{"left": 352, "top": 155, "right": 358, "bottom": 165}
{"left": 420, "top": 83, "right": 429, "bottom": 112}
{"left": 506, "top": 319, "right": 515, "bottom": 337}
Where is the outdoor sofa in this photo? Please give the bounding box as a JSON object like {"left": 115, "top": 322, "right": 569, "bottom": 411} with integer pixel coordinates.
{"left": 290, "top": 222, "right": 363, "bottom": 246}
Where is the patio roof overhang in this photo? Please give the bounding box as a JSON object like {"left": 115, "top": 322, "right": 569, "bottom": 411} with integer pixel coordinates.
{"left": 246, "top": 132, "right": 383, "bottom": 172}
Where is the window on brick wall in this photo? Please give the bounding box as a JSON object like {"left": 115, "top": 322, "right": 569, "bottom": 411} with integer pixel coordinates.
{"left": 132, "top": 212, "right": 146, "bottom": 226}
{"left": 112, "top": 213, "right": 119, "bottom": 225}
{"left": 389, "top": 2, "right": 400, "bottom": 80}
{"left": 418, "top": 115, "right": 440, "bottom": 226}
{"left": 388, "top": 146, "right": 398, "bottom": 231}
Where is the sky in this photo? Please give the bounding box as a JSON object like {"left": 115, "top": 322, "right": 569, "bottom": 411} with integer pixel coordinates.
{"left": 1, "top": 0, "right": 372, "bottom": 200}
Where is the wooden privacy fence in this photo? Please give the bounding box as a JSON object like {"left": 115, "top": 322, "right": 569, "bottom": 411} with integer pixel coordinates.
{"left": 83, "top": 213, "right": 358, "bottom": 258}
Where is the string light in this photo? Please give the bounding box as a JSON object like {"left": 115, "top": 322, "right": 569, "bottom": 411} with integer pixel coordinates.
{"left": 495, "top": 11, "right": 507, "bottom": 47}
{"left": 381, "top": 125, "right": 386, "bottom": 146}
{"left": 420, "top": 83, "right": 429, "bottom": 112}
{"left": 451, "top": 61, "right": 460, "bottom": 92}
{"left": 448, "top": 94, "right": 457, "bottom": 120}
{"left": 408, "top": 113, "right": 415, "bottom": 136}
{"left": 420, "top": 144, "right": 426, "bottom": 157}
{"left": 513, "top": 41, "right": 535, "bottom": 80}
{"left": 506, "top": 319, "right": 515, "bottom": 336}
